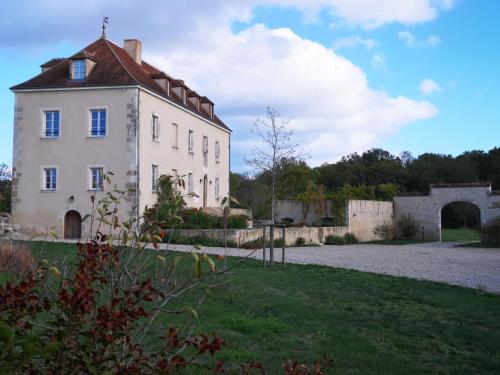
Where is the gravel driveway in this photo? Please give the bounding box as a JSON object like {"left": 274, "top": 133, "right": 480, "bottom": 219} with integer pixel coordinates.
{"left": 164, "top": 242, "right": 500, "bottom": 294}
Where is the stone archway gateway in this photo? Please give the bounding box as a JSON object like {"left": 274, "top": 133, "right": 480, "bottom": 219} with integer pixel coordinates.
{"left": 394, "top": 183, "right": 500, "bottom": 241}
{"left": 64, "top": 210, "right": 82, "bottom": 239}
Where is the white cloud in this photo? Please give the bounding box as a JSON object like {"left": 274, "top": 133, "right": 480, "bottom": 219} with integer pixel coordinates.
{"left": 426, "top": 35, "right": 442, "bottom": 46}
{"left": 333, "top": 35, "right": 378, "bottom": 50}
{"left": 398, "top": 30, "right": 442, "bottom": 47}
{"left": 0, "top": 0, "right": 455, "bottom": 49}
{"left": 419, "top": 79, "right": 442, "bottom": 95}
{"left": 1, "top": 1, "right": 442, "bottom": 166}
{"left": 431, "top": 0, "right": 457, "bottom": 10}
{"left": 149, "top": 25, "right": 437, "bottom": 165}
{"left": 371, "top": 52, "right": 386, "bottom": 69}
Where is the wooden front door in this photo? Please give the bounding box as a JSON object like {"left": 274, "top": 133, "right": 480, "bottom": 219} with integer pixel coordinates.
{"left": 64, "top": 210, "right": 82, "bottom": 239}
{"left": 203, "top": 175, "right": 208, "bottom": 207}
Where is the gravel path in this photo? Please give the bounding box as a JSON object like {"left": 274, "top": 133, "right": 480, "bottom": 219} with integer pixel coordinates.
{"left": 164, "top": 242, "right": 500, "bottom": 294}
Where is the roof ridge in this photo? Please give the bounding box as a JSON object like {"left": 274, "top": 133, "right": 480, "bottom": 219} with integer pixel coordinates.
{"left": 102, "top": 38, "right": 140, "bottom": 85}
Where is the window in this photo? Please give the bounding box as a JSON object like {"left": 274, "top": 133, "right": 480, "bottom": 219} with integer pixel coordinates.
{"left": 44, "top": 111, "right": 60, "bottom": 137}
{"left": 188, "top": 130, "right": 194, "bottom": 153}
{"left": 215, "top": 141, "right": 220, "bottom": 162}
{"left": 43, "top": 168, "right": 57, "bottom": 191}
{"left": 187, "top": 172, "right": 193, "bottom": 194}
{"left": 172, "top": 123, "right": 178, "bottom": 148}
{"left": 90, "top": 109, "right": 106, "bottom": 137}
{"left": 215, "top": 177, "right": 220, "bottom": 200}
{"left": 152, "top": 164, "right": 159, "bottom": 191}
{"left": 202, "top": 136, "right": 208, "bottom": 153}
{"left": 72, "top": 60, "right": 86, "bottom": 80}
{"left": 152, "top": 115, "right": 159, "bottom": 141}
{"left": 203, "top": 136, "right": 208, "bottom": 167}
{"left": 90, "top": 167, "right": 104, "bottom": 190}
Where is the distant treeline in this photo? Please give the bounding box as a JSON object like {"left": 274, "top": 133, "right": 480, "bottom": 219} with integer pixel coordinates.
{"left": 231, "top": 147, "right": 500, "bottom": 220}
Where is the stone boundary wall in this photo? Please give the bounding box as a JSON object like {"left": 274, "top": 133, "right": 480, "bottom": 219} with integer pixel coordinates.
{"left": 394, "top": 185, "right": 500, "bottom": 241}
{"left": 275, "top": 199, "right": 393, "bottom": 241}
{"left": 175, "top": 226, "right": 349, "bottom": 247}
{"left": 274, "top": 200, "right": 346, "bottom": 226}
{"left": 347, "top": 200, "right": 394, "bottom": 242}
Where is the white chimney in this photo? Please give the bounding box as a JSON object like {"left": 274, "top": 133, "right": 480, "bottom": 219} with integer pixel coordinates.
{"left": 123, "top": 39, "right": 142, "bottom": 65}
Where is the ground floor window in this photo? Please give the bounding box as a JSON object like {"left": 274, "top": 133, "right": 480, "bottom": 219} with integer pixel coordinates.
{"left": 43, "top": 167, "right": 57, "bottom": 191}
{"left": 90, "top": 167, "right": 104, "bottom": 190}
{"left": 187, "top": 172, "right": 193, "bottom": 194}
{"left": 152, "top": 164, "right": 159, "bottom": 191}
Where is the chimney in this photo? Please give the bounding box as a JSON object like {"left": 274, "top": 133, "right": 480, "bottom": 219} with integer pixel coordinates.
{"left": 123, "top": 39, "right": 142, "bottom": 65}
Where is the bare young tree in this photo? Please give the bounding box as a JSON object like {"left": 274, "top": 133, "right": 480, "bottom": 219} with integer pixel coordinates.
{"left": 247, "top": 107, "right": 301, "bottom": 223}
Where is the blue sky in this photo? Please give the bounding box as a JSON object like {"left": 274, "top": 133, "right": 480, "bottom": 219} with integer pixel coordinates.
{"left": 1, "top": 0, "right": 499, "bottom": 170}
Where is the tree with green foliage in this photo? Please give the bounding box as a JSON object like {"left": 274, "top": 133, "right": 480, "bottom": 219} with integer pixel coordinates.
{"left": 0, "top": 164, "right": 11, "bottom": 213}
{"left": 146, "top": 174, "right": 186, "bottom": 228}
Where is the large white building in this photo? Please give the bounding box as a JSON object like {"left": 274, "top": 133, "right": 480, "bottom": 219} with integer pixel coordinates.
{"left": 10, "top": 35, "right": 231, "bottom": 239}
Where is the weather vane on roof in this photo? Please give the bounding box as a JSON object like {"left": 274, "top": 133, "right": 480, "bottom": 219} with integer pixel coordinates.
{"left": 101, "top": 16, "right": 109, "bottom": 39}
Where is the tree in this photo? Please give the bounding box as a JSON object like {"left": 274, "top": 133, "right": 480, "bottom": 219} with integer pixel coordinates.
{"left": 246, "top": 107, "right": 302, "bottom": 223}
{"left": 0, "top": 163, "right": 11, "bottom": 213}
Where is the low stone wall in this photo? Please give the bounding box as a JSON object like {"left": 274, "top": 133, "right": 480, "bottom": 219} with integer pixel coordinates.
{"left": 174, "top": 226, "right": 349, "bottom": 246}
{"left": 275, "top": 199, "right": 393, "bottom": 241}
{"left": 347, "top": 200, "right": 394, "bottom": 242}
{"left": 275, "top": 200, "right": 346, "bottom": 226}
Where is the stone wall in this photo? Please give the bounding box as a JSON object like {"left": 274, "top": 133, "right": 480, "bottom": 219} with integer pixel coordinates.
{"left": 275, "top": 199, "right": 393, "bottom": 241}
{"left": 347, "top": 200, "right": 394, "bottom": 242}
{"left": 175, "top": 226, "right": 349, "bottom": 247}
{"left": 274, "top": 200, "right": 347, "bottom": 226}
{"left": 394, "top": 183, "right": 500, "bottom": 241}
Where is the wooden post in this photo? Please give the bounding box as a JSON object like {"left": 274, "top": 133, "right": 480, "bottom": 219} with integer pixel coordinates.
{"left": 262, "top": 226, "right": 266, "bottom": 267}
{"left": 269, "top": 225, "right": 274, "bottom": 267}
{"left": 282, "top": 226, "right": 286, "bottom": 269}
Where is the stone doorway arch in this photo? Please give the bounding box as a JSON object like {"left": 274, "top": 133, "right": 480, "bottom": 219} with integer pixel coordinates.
{"left": 394, "top": 183, "right": 500, "bottom": 241}
{"left": 64, "top": 210, "right": 82, "bottom": 239}
{"left": 440, "top": 201, "right": 481, "bottom": 241}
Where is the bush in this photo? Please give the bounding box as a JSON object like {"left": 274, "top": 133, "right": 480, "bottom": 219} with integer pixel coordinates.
{"left": 343, "top": 232, "right": 359, "bottom": 244}
{"left": 239, "top": 238, "right": 264, "bottom": 249}
{"left": 280, "top": 217, "right": 294, "bottom": 226}
{"left": 0, "top": 241, "right": 34, "bottom": 274}
{"left": 321, "top": 217, "right": 336, "bottom": 227}
{"left": 294, "top": 237, "right": 307, "bottom": 246}
{"left": 226, "top": 214, "right": 249, "bottom": 229}
{"left": 146, "top": 174, "right": 186, "bottom": 227}
{"left": 481, "top": 217, "right": 500, "bottom": 243}
{"left": 273, "top": 238, "right": 285, "bottom": 247}
{"left": 373, "top": 223, "right": 394, "bottom": 241}
{"left": 397, "top": 214, "right": 419, "bottom": 239}
{"left": 179, "top": 209, "right": 249, "bottom": 230}
{"left": 180, "top": 208, "right": 220, "bottom": 229}
{"left": 324, "top": 235, "right": 345, "bottom": 245}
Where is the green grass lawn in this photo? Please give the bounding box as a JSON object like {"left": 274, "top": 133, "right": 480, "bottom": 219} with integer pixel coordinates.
{"left": 441, "top": 228, "right": 481, "bottom": 241}
{"left": 10, "top": 241, "right": 500, "bottom": 374}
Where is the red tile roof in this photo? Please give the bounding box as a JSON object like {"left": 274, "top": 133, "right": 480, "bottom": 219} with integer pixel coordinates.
{"left": 40, "top": 58, "right": 64, "bottom": 68}
{"left": 11, "top": 38, "right": 229, "bottom": 131}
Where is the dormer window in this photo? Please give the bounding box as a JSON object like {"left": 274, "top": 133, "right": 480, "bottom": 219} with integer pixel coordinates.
{"left": 72, "top": 60, "right": 86, "bottom": 80}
